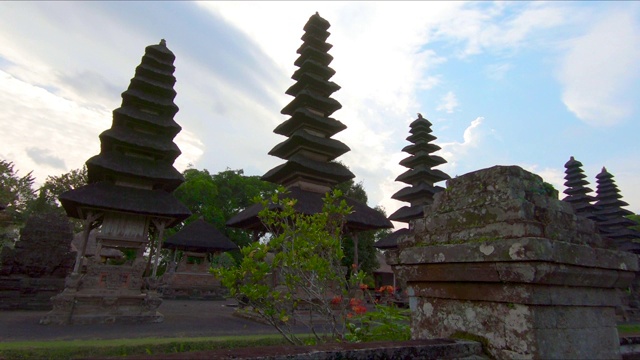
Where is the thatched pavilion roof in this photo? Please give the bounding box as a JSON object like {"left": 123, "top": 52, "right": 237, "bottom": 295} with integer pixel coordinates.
{"left": 164, "top": 218, "right": 238, "bottom": 253}
{"left": 373, "top": 228, "right": 411, "bottom": 250}
{"left": 226, "top": 186, "right": 392, "bottom": 233}
{"left": 59, "top": 181, "right": 190, "bottom": 227}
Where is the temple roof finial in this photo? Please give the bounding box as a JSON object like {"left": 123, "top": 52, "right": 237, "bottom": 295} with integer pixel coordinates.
{"left": 160, "top": 39, "right": 166, "bottom": 46}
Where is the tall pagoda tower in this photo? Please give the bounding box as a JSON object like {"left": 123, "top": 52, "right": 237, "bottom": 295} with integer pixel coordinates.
{"left": 227, "top": 13, "right": 391, "bottom": 243}
{"left": 562, "top": 156, "right": 596, "bottom": 218}
{"left": 388, "top": 114, "right": 450, "bottom": 223}
{"left": 42, "top": 40, "right": 191, "bottom": 325}
{"left": 593, "top": 167, "right": 640, "bottom": 252}
{"left": 262, "top": 12, "right": 354, "bottom": 193}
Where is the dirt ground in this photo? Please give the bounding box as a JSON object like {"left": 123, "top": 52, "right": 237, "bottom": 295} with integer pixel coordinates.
{"left": 0, "top": 300, "right": 294, "bottom": 342}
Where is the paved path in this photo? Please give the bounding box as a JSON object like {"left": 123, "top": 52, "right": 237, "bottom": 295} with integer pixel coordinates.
{"left": 0, "top": 300, "right": 290, "bottom": 342}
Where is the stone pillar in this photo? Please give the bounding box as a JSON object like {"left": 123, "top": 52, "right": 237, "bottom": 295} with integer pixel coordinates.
{"left": 387, "top": 166, "right": 638, "bottom": 359}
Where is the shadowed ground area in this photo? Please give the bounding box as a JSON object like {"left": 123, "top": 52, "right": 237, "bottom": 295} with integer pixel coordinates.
{"left": 0, "top": 300, "right": 300, "bottom": 342}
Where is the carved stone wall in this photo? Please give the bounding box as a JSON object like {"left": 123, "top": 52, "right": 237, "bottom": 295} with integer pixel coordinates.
{"left": 0, "top": 213, "right": 74, "bottom": 310}
{"left": 387, "top": 166, "right": 638, "bottom": 359}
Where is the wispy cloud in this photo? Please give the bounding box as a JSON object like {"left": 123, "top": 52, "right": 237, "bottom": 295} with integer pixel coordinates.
{"left": 558, "top": 6, "right": 640, "bottom": 126}
{"left": 26, "top": 148, "right": 66, "bottom": 170}
{"left": 485, "top": 63, "right": 513, "bottom": 81}
{"left": 437, "top": 91, "right": 460, "bottom": 113}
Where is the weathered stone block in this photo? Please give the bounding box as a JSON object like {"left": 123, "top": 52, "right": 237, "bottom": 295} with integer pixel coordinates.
{"left": 391, "top": 166, "right": 637, "bottom": 359}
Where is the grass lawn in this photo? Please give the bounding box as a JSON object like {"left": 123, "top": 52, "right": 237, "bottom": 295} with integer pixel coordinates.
{"left": 0, "top": 334, "right": 294, "bottom": 360}
{"left": 619, "top": 324, "right": 640, "bottom": 336}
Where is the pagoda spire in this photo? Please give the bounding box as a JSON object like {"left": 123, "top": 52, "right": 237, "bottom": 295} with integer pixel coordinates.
{"left": 85, "top": 39, "right": 185, "bottom": 192}
{"left": 262, "top": 12, "right": 354, "bottom": 193}
{"left": 561, "top": 156, "right": 596, "bottom": 218}
{"left": 593, "top": 167, "right": 640, "bottom": 252}
{"left": 388, "top": 113, "right": 450, "bottom": 223}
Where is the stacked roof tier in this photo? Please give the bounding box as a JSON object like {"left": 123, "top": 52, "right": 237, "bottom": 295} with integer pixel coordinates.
{"left": 164, "top": 218, "right": 238, "bottom": 253}
{"left": 86, "top": 39, "right": 185, "bottom": 192}
{"left": 389, "top": 114, "right": 450, "bottom": 223}
{"left": 227, "top": 13, "right": 392, "bottom": 234}
{"left": 561, "top": 156, "right": 596, "bottom": 218}
{"left": 60, "top": 40, "right": 190, "bottom": 227}
{"left": 593, "top": 167, "right": 640, "bottom": 251}
{"left": 262, "top": 12, "right": 354, "bottom": 192}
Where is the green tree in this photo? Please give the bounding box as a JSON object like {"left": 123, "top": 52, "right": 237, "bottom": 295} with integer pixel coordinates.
{"left": 27, "top": 166, "right": 88, "bottom": 219}
{"left": 628, "top": 214, "right": 640, "bottom": 232}
{"left": 0, "top": 160, "right": 36, "bottom": 246}
{"left": 215, "top": 190, "right": 363, "bottom": 344}
{"left": 335, "top": 179, "right": 389, "bottom": 275}
{"left": 215, "top": 190, "right": 409, "bottom": 345}
{"left": 167, "top": 167, "right": 278, "bottom": 264}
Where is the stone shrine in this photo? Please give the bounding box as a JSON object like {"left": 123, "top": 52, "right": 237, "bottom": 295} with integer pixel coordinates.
{"left": 41, "top": 40, "right": 190, "bottom": 325}
{"left": 160, "top": 218, "right": 238, "bottom": 300}
{"left": 387, "top": 165, "right": 638, "bottom": 359}
{"left": 0, "top": 213, "right": 74, "bottom": 310}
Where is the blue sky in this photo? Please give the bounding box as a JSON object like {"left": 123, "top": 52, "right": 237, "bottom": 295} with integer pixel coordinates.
{"left": 0, "top": 1, "right": 638, "bottom": 223}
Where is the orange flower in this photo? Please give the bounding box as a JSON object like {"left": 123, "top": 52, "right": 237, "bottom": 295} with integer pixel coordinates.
{"left": 349, "top": 298, "right": 362, "bottom": 307}
{"left": 331, "top": 295, "right": 342, "bottom": 305}
{"left": 346, "top": 313, "right": 354, "bottom": 319}
{"left": 359, "top": 283, "right": 368, "bottom": 290}
{"left": 353, "top": 305, "right": 367, "bottom": 314}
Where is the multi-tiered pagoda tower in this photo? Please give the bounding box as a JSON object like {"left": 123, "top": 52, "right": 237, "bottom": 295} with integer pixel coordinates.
{"left": 262, "top": 12, "right": 354, "bottom": 193}
{"left": 562, "top": 156, "right": 596, "bottom": 219}
{"left": 42, "top": 40, "right": 191, "bottom": 325}
{"left": 593, "top": 167, "right": 640, "bottom": 252}
{"left": 388, "top": 114, "right": 450, "bottom": 223}
{"left": 228, "top": 13, "right": 391, "bottom": 236}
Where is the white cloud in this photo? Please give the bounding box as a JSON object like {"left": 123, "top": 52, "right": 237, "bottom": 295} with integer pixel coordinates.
{"left": 436, "top": 91, "right": 459, "bottom": 113}
{"left": 0, "top": 70, "right": 203, "bottom": 186}
{"left": 432, "top": 2, "right": 568, "bottom": 57}
{"left": 439, "top": 117, "right": 485, "bottom": 172}
{"left": 485, "top": 63, "right": 513, "bottom": 81}
{"left": 558, "top": 7, "right": 640, "bottom": 126}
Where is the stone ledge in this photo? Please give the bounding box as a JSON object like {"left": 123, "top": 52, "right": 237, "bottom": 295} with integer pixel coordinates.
{"left": 409, "top": 282, "right": 621, "bottom": 306}
{"left": 388, "top": 237, "right": 638, "bottom": 271}
{"left": 393, "top": 262, "right": 634, "bottom": 288}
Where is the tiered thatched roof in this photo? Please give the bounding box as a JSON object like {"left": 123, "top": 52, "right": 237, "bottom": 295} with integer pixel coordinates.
{"left": 389, "top": 114, "right": 449, "bottom": 223}
{"left": 164, "top": 219, "right": 238, "bottom": 253}
{"left": 59, "top": 40, "right": 190, "bottom": 227}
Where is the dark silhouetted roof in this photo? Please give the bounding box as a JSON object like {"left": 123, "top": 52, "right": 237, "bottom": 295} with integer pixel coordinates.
{"left": 374, "top": 228, "right": 411, "bottom": 250}
{"left": 59, "top": 181, "right": 190, "bottom": 227}
{"left": 164, "top": 219, "right": 238, "bottom": 253}
{"left": 226, "top": 186, "right": 393, "bottom": 232}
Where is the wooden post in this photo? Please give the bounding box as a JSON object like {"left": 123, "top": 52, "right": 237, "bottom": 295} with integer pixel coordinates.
{"left": 353, "top": 232, "right": 359, "bottom": 270}
{"left": 151, "top": 218, "right": 167, "bottom": 277}
{"left": 72, "top": 211, "right": 101, "bottom": 274}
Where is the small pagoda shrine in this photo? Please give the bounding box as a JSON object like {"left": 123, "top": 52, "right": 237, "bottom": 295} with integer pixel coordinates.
{"left": 562, "top": 156, "right": 596, "bottom": 219}
{"left": 593, "top": 167, "right": 640, "bottom": 252}
{"left": 388, "top": 113, "right": 450, "bottom": 223}
{"left": 227, "top": 13, "right": 392, "bottom": 242}
{"left": 160, "top": 218, "right": 238, "bottom": 300}
{"left": 41, "top": 40, "right": 191, "bottom": 325}
{"left": 375, "top": 114, "right": 449, "bottom": 250}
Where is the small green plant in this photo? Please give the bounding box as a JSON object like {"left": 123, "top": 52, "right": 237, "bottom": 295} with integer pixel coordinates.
{"left": 344, "top": 286, "right": 410, "bottom": 343}
{"left": 215, "top": 189, "right": 366, "bottom": 345}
